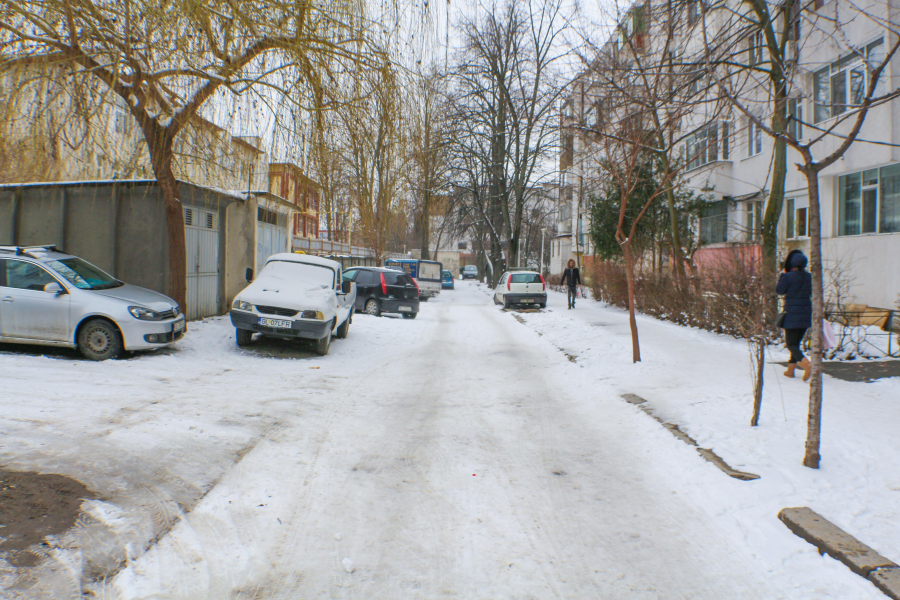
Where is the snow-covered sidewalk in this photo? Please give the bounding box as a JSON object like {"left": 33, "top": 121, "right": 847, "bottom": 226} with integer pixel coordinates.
{"left": 509, "top": 284, "right": 900, "bottom": 584}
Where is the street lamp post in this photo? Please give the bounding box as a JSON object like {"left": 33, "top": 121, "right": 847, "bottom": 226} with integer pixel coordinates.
{"left": 540, "top": 228, "right": 547, "bottom": 276}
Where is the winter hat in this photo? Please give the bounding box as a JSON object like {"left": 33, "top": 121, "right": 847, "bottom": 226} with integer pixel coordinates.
{"left": 789, "top": 251, "right": 808, "bottom": 269}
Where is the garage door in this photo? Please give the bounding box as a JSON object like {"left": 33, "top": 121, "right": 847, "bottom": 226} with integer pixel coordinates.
{"left": 184, "top": 206, "right": 220, "bottom": 320}
{"left": 257, "top": 220, "right": 287, "bottom": 273}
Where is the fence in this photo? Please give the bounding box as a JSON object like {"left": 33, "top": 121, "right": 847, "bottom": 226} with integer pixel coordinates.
{"left": 292, "top": 236, "right": 376, "bottom": 257}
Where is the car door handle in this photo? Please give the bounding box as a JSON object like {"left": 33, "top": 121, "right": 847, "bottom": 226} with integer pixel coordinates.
{"left": 1, "top": 296, "right": 13, "bottom": 302}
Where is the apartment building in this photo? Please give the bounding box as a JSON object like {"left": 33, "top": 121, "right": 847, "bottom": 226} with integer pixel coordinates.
{"left": 556, "top": 0, "right": 900, "bottom": 309}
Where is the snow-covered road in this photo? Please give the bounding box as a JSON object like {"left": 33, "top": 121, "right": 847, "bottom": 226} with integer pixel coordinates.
{"left": 1, "top": 280, "right": 893, "bottom": 598}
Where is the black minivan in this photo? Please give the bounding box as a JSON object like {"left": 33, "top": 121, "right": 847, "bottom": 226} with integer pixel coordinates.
{"left": 342, "top": 267, "right": 420, "bottom": 319}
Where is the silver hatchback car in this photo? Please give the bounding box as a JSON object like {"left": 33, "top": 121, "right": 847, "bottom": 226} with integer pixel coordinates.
{"left": 0, "top": 245, "right": 185, "bottom": 360}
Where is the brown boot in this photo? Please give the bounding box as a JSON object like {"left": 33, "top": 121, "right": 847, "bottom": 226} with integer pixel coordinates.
{"left": 798, "top": 358, "right": 812, "bottom": 382}
{"left": 784, "top": 363, "right": 796, "bottom": 378}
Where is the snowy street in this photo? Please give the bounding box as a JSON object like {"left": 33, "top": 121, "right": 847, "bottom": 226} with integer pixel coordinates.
{"left": 1, "top": 280, "right": 898, "bottom": 598}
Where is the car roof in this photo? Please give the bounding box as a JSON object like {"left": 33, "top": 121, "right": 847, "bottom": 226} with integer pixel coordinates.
{"left": 0, "top": 246, "right": 76, "bottom": 261}
{"left": 266, "top": 253, "right": 341, "bottom": 270}
{"left": 464, "top": 265, "right": 477, "bottom": 269}
{"left": 346, "top": 266, "right": 403, "bottom": 273}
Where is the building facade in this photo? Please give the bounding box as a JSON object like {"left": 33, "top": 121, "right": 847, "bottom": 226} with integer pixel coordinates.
{"left": 556, "top": 0, "right": 900, "bottom": 309}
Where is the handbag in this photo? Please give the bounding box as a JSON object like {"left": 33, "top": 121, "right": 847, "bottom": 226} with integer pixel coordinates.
{"left": 775, "top": 311, "right": 786, "bottom": 328}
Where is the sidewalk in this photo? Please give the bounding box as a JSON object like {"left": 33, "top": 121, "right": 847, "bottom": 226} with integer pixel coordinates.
{"left": 506, "top": 285, "right": 900, "bottom": 594}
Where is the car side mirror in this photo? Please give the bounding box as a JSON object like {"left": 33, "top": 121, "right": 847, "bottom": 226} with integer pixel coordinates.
{"left": 341, "top": 280, "right": 352, "bottom": 294}
{"left": 245, "top": 267, "right": 253, "bottom": 282}
{"left": 43, "top": 282, "right": 66, "bottom": 294}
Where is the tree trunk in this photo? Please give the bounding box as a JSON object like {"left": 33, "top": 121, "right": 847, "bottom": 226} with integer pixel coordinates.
{"left": 150, "top": 144, "right": 187, "bottom": 313}
{"left": 750, "top": 336, "right": 766, "bottom": 426}
{"left": 802, "top": 168, "right": 825, "bottom": 468}
{"left": 665, "top": 187, "right": 686, "bottom": 283}
{"left": 623, "top": 241, "right": 641, "bottom": 363}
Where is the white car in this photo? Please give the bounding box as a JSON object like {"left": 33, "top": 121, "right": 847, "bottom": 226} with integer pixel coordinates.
{"left": 229, "top": 253, "right": 356, "bottom": 356}
{"left": 0, "top": 245, "right": 185, "bottom": 360}
{"left": 493, "top": 270, "right": 547, "bottom": 309}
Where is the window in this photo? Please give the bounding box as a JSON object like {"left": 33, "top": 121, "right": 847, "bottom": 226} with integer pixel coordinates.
{"left": 457, "top": 241, "right": 467, "bottom": 250}
{"left": 747, "top": 118, "right": 763, "bottom": 157}
{"left": 814, "top": 38, "right": 884, "bottom": 123}
{"left": 785, "top": 197, "right": 808, "bottom": 238}
{"left": 258, "top": 207, "right": 278, "bottom": 224}
{"left": 113, "top": 97, "right": 132, "bottom": 135}
{"left": 686, "top": 121, "right": 729, "bottom": 170}
{"left": 838, "top": 164, "right": 900, "bottom": 235}
{"left": 700, "top": 200, "right": 728, "bottom": 244}
{"left": 787, "top": 98, "right": 802, "bottom": 139}
{"left": 746, "top": 200, "right": 762, "bottom": 241}
{"left": 687, "top": 0, "right": 700, "bottom": 26}
{"left": 511, "top": 273, "right": 542, "bottom": 284}
{"left": 3, "top": 260, "right": 57, "bottom": 291}
{"left": 747, "top": 31, "right": 763, "bottom": 67}
{"left": 46, "top": 258, "right": 120, "bottom": 290}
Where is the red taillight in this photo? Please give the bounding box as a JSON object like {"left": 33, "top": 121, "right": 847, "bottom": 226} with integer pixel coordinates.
{"left": 539, "top": 274, "right": 546, "bottom": 291}
{"left": 412, "top": 278, "right": 419, "bottom": 292}
{"left": 380, "top": 272, "right": 388, "bottom": 295}
{"left": 507, "top": 277, "right": 511, "bottom": 291}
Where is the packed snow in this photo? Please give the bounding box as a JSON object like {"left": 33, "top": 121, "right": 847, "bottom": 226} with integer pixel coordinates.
{"left": 0, "top": 280, "right": 897, "bottom": 599}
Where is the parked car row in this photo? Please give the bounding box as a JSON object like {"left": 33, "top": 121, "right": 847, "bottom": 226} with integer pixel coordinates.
{"left": 0, "top": 246, "right": 454, "bottom": 361}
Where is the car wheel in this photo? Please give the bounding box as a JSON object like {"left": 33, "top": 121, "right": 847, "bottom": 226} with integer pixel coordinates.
{"left": 78, "top": 319, "right": 123, "bottom": 361}
{"left": 503, "top": 297, "right": 510, "bottom": 309}
{"left": 336, "top": 316, "right": 350, "bottom": 339}
{"left": 421, "top": 296, "right": 429, "bottom": 302}
{"left": 402, "top": 312, "right": 417, "bottom": 319}
{"left": 236, "top": 328, "right": 253, "bottom": 346}
{"left": 539, "top": 303, "right": 546, "bottom": 309}
{"left": 364, "top": 299, "right": 381, "bottom": 316}
{"left": 316, "top": 324, "right": 332, "bottom": 356}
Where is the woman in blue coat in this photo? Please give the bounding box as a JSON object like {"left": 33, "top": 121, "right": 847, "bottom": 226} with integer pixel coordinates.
{"left": 776, "top": 250, "right": 813, "bottom": 380}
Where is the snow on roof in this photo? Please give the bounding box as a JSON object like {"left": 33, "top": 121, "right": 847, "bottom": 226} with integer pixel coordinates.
{"left": 266, "top": 253, "right": 341, "bottom": 270}
{"left": 0, "top": 179, "right": 247, "bottom": 201}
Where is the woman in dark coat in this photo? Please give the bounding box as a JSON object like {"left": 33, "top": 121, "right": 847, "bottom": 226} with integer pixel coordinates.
{"left": 776, "top": 249, "right": 813, "bottom": 380}
{"left": 560, "top": 258, "right": 581, "bottom": 309}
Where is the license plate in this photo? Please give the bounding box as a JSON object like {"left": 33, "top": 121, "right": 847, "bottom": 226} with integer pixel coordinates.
{"left": 173, "top": 319, "right": 185, "bottom": 332}
{"left": 398, "top": 306, "right": 412, "bottom": 312}
{"left": 521, "top": 299, "right": 535, "bottom": 303}
{"left": 259, "top": 317, "right": 292, "bottom": 329}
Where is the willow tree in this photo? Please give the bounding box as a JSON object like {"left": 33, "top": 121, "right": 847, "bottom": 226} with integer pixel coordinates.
{"left": 0, "top": 0, "right": 374, "bottom": 308}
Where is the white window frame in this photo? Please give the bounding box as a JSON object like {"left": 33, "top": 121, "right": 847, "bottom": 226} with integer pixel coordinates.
{"left": 747, "top": 118, "right": 763, "bottom": 157}
{"left": 685, "top": 121, "right": 730, "bottom": 171}
{"left": 813, "top": 38, "right": 884, "bottom": 124}
{"left": 785, "top": 196, "right": 809, "bottom": 239}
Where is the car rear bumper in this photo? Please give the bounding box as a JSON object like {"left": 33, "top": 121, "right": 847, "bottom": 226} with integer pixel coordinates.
{"left": 380, "top": 298, "right": 420, "bottom": 314}
{"left": 505, "top": 293, "right": 546, "bottom": 305}
{"left": 231, "top": 310, "right": 330, "bottom": 340}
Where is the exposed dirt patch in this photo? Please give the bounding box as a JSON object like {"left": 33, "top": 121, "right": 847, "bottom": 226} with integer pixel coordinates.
{"left": 0, "top": 468, "right": 96, "bottom": 567}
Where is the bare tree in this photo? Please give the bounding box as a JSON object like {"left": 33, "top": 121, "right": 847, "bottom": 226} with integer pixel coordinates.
{"left": 447, "top": 0, "right": 566, "bottom": 284}
{"left": 0, "top": 0, "right": 382, "bottom": 308}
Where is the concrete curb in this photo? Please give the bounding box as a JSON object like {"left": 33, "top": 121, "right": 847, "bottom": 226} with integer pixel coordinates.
{"left": 621, "top": 394, "right": 759, "bottom": 481}
{"left": 779, "top": 507, "right": 900, "bottom": 599}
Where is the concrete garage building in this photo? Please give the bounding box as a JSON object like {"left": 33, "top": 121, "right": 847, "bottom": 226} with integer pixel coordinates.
{"left": 0, "top": 179, "right": 258, "bottom": 320}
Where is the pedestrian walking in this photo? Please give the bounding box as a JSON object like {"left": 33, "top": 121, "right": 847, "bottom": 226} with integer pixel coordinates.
{"left": 560, "top": 259, "right": 581, "bottom": 309}
{"left": 776, "top": 249, "right": 813, "bottom": 381}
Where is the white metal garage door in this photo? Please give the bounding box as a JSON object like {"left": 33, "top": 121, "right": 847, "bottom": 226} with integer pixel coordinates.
{"left": 184, "top": 206, "right": 220, "bottom": 320}
{"left": 257, "top": 221, "right": 287, "bottom": 273}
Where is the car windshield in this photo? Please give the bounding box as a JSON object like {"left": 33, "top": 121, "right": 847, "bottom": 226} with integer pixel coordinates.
{"left": 465, "top": 266, "right": 477, "bottom": 271}
{"left": 263, "top": 260, "right": 335, "bottom": 288}
{"left": 46, "top": 258, "right": 122, "bottom": 290}
{"left": 511, "top": 273, "right": 541, "bottom": 283}
{"left": 442, "top": 271, "right": 452, "bottom": 277}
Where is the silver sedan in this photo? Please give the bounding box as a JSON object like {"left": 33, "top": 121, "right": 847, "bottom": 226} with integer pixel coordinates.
{"left": 0, "top": 246, "right": 185, "bottom": 360}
